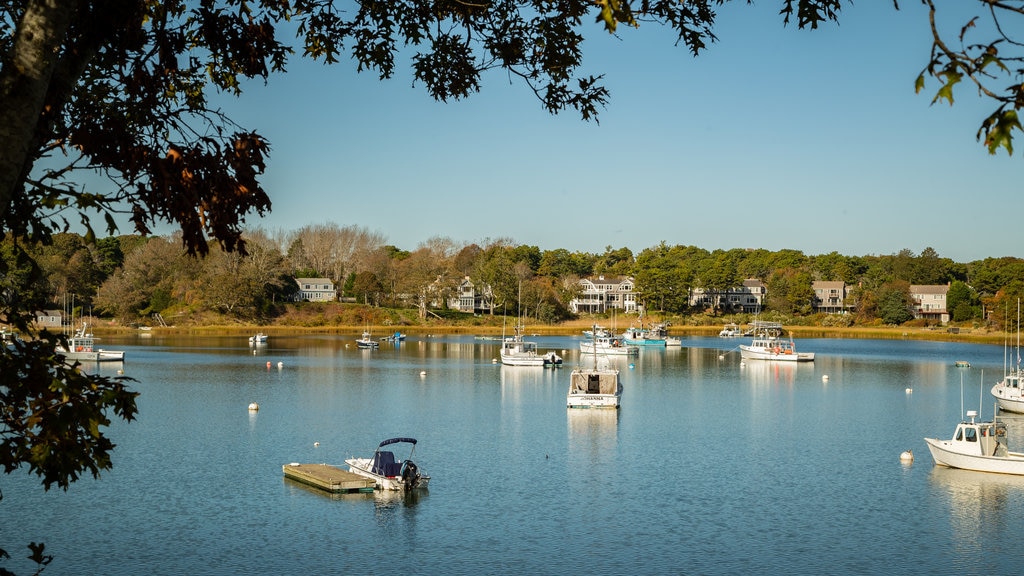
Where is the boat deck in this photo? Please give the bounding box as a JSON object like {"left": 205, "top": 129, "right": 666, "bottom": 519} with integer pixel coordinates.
{"left": 282, "top": 463, "right": 376, "bottom": 493}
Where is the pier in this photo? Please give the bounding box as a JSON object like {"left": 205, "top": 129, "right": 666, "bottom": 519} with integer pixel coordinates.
{"left": 282, "top": 463, "right": 376, "bottom": 493}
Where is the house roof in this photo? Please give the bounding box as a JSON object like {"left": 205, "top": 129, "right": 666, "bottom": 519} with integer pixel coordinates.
{"left": 910, "top": 284, "right": 949, "bottom": 295}
{"left": 295, "top": 277, "right": 334, "bottom": 285}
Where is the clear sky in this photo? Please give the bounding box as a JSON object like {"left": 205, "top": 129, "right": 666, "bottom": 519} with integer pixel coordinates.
{"left": 208, "top": 1, "right": 1016, "bottom": 263}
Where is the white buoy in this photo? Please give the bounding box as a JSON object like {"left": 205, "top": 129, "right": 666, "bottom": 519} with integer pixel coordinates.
{"left": 252, "top": 349, "right": 257, "bottom": 355}
{"left": 248, "top": 402, "right": 259, "bottom": 411}
{"left": 822, "top": 375, "right": 829, "bottom": 382}
{"left": 313, "top": 441, "right": 320, "bottom": 447}
{"left": 277, "top": 361, "right": 283, "bottom": 369}
{"left": 420, "top": 370, "right": 427, "bottom": 377}
{"left": 718, "top": 354, "right": 724, "bottom": 360}
{"left": 492, "top": 358, "right": 498, "bottom": 364}
{"left": 906, "top": 387, "right": 913, "bottom": 394}
{"left": 900, "top": 449, "right": 914, "bottom": 462}
{"left": 117, "top": 369, "right": 124, "bottom": 375}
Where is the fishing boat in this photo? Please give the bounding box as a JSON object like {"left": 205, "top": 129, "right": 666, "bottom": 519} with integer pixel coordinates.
{"left": 57, "top": 321, "right": 125, "bottom": 362}
{"left": 924, "top": 410, "right": 1024, "bottom": 475}
{"left": 991, "top": 301, "right": 1024, "bottom": 413}
{"left": 582, "top": 325, "right": 610, "bottom": 339}
{"left": 567, "top": 353, "right": 622, "bottom": 409}
{"left": 579, "top": 335, "right": 639, "bottom": 356}
{"left": 249, "top": 333, "right": 268, "bottom": 345}
{"left": 738, "top": 321, "right": 814, "bottom": 362}
{"left": 500, "top": 323, "right": 562, "bottom": 367}
{"left": 718, "top": 323, "right": 742, "bottom": 338}
{"left": 345, "top": 437, "right": 430, "bottom": 491}
{"left": 621, "top": 325, "right": 666, "bottom": 347}
{"left": 355, "top": 330, "right": 379, "bottom": 349}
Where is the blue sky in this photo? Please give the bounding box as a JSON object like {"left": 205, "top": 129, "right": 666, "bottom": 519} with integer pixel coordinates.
{"left": 212, "top": 1, "right": 1016, "bottom": 263}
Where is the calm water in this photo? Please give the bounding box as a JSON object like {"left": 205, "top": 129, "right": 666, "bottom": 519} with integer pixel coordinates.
{"left": 3, "top": 333, "right": 1023, "bottom": 575}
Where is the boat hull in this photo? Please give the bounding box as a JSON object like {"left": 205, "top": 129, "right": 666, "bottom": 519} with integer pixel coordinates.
{"left": 60, "top": 349, "right": 125, "bottom": 362}
{"left": 579, "top": 341, "right": 638, "bottom": 356}
{"left": 344, "top": 458, "right": 430, "bottom": 491}
{"left": 739, "top": 345, "right": 814, "bottom": 362}
{"left": 924, "top": 438, "right": 1024, "bottom": 475}
{"left": 567, "top": 389, "right": 622, "bottom": 409}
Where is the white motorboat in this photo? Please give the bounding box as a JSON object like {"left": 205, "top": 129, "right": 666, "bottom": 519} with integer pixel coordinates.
{"left": 665, "top": 336, "right": 682, "bottom": 347}
{"left": 582, "top": 325, "right": 610, "bottom": 339}
{"left": 991, "top": 301, "right": 1023, "bottom": 412}
{"left": 579, "top": 335, "right": 639, "bottom": 356}
{"left": 57, "top": 322, "right": 125, "bottom": 362}
{"left": 249, "top": 332, "right": 268, "bottom": 345}
{"left": 567, "top": 354, "right": 622, "bottom": 409}
{"left": 738, "top": 322, "right": 814, "bottom": 362}
{"left": 345, "top": 437, "right": 430, "bottom": 491}
{"left": 924, "top": 410, "right": 1024, "bottom": 475}
{"left": 356, "top": 330, "right": 379, "bottom": 349}
{"left": 719, "top": 323, "right": 742, "bottom": 338}
{"left": 500, "top": 325, "right": 561, "bottom": 367}
{"left": 991, "top": 369, "right": 1024, "bottom": 413}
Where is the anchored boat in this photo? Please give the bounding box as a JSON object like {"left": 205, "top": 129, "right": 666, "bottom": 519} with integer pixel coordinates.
{"left": 345, "top": 437, "right": 430, "bottom": 491}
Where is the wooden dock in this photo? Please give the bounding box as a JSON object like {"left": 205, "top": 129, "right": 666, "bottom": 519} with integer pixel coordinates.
{"left": 282, "top": 463, "right": 376, "bottom": 493}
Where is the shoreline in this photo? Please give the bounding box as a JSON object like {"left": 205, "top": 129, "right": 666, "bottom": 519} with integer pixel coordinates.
{"left": 92, "top": 322, "right": 1006, "bottom": 346}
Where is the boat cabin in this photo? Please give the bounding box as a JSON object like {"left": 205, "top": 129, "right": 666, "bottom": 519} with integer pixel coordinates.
{"left": 950, "top": 411, "right": 1009, "bottom": 457}
{"left": 570, "top": 369, "right": 619, "bottom": 395}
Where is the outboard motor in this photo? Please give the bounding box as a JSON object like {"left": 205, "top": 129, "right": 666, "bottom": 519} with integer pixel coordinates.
{"left": 400, "top": 460, "right": 419, "bottom": 489}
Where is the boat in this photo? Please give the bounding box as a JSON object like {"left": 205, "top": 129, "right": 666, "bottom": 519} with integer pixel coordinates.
{"left": 380, "top": 331, "right": 406, "bottom": 342}
{"left": 249, "top": 333, "right": 268, "bottom": 345}
{"left": 579, "top": 335, "right": 639, "bottom": 356}
{"left": 57, "top": 321, "right": 125, "bottom": 362}
{"left": 991, "top": 301, "right": 1024, "bottom": 413}
{"left": 620, "top": 325, "right": 666, "bottom": 347}
{"left": 344, "top": 437, "right": 430, "bottom": 491}
{"left": 500, "top": 324, "right": 562, "bottom": 367}
{"left": 665, "top": 336, "right": 682, "bottom": 347}
{"left": 738, "top": 321, "right": 814, "bottom": 362}
{"left": 719, "top": 323, "right": 742, "bottom": 338}
{"left": 924, "top": 409, "right": 1024, "bottom": 475}
{"left": 568, "top": 352, "right": 623, "bottom": 409}
{"left": 955, "top": 360, "right": 971, "bottom": 368}
{"left": 582, "top": 325, "right": 610, "bottom": 339}
{"left": 356, "top": 330, "right": 379, "bottom": 349}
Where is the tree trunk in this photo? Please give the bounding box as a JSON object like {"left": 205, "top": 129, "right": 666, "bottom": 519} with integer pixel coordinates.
{"left": 0, "top": 0, "right": 77, "bottom": 218}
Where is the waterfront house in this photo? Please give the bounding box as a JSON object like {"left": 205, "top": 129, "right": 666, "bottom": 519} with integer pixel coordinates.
{"left": 293, "top": 278, "right": 336, "bottom": 302}
{"left": 568, "top": 275, "right": 637, "bottom": 314}
{"left": 910, "top": 284, "right": 950, "bottom": 324}
{"left": 36, "top": 309, "right": 63, "bottom": 329}
{"left": 689, "top": 279, "right": 765, "bottom": 313}
{"left": 447, "top": 276, "right": 495, "bottom": 314}
{"left": 813, "top": 281, "right": 854, "bottom": 314}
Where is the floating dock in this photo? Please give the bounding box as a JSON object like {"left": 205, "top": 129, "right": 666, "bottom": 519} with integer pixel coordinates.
{"left": 282, "top": 463, "right": 376, "bottom": 493}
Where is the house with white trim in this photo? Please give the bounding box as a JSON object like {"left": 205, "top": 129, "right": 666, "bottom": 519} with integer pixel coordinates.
{"left": 293, "top": 277, "right": 336, "bottom": 302}
{"left": 689, "top": 279, "right": 765, "bottom": 313}
{"left": 568, "top": 275, "right": 637, "bottom": 314}
{"left": 813, "top": 281, "right": 853, "bottom": 314}
{"left": 447, "top": 276, "right": 494, "bottom": 314}
{"left": 910, "top": 284, "right": 950, "bottom": 323}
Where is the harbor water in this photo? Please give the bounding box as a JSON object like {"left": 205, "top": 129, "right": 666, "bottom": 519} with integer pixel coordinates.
{"left": 3, "top": 333, "right": 1023, "bottom": 575}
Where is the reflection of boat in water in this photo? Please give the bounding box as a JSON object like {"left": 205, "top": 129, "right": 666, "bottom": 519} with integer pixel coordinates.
{"left": 924, "top": 410, "right": 1024, "bottom": 475}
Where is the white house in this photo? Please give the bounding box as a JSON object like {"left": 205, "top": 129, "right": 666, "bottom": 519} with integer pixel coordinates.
{"left": 689, "top": 279, "right": 765, "bottom": 313}
{"left": 447, "top": 276, "right": 494, "bottom": 314}
{"left": 569, "top": 275, "right": 637, "bottom": 314}
{"left": 910, "top": 284, "right": 950, "bottom": 323}
{"left": 293, "top": 277, "right": 336, "bottom": 302}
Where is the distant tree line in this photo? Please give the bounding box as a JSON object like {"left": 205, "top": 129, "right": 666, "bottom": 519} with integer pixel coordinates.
{"left": 5, "top": 225, "right": 1023, "bottom": 329}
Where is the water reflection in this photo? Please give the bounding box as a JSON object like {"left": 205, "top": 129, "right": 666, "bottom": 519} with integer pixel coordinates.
{"left": 740, "top": 360, "right": 813, "bottom": 387}
{"left": 928, "top": 466, "right": 1024, "bottom": 560}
